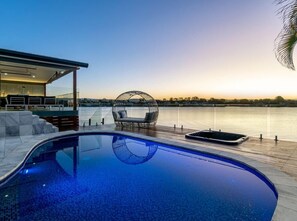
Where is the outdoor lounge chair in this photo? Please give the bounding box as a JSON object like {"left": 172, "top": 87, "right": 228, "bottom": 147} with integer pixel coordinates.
{"left": 5, "top": 95, "right": 27, "bottom": 110}
{"left": 113, "top": 110, "right": 158, "bottom": 127}
{"left": 112, "top": 90, "right": 159, "bottom": 127}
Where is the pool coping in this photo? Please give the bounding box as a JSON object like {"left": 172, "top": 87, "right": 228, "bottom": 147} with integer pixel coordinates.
{"left": 0, "top": 130, "right": 297, "bottom": 220}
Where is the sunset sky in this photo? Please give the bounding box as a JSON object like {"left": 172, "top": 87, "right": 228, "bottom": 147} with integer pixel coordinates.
{"left": 1, "top": 0, "right": 297, "bottom": 99}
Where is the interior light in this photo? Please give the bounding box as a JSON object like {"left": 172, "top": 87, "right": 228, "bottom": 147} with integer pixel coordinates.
{"left": 4, "top": 73, "right": 7, "bottom": 76}
{"left": 5, "top": 195, "right": 8, "bottom": 198}
{"left": 32, "top": 75, "right": 36, "bottom": 78}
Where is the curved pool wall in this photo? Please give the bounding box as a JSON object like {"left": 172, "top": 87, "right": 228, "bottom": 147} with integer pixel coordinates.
{"left": 2, "top": 133, "right": 277, "bottom": 220}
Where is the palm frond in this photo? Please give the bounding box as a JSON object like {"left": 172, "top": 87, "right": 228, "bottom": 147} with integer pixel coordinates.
{"left": 275, "top": 0, "right": 297, "bottom": 70}
{"left": 275, "top": 25, "right": 297, "bottom": 70}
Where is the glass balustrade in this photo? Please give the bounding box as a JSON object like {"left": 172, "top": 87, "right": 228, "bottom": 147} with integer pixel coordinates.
{"left": 78, "top": 105, "right": 297, "bottom": 142}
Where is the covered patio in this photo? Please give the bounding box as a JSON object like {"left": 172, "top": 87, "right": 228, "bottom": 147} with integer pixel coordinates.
{"left": 0, "top": 48, "right": 88, "bottom": 130}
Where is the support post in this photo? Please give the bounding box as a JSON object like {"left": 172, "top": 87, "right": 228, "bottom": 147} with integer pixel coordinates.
{"left": 73, "top": 69, "right": 77, "bottom": 111}
{"left": 43, "top": 83, "right": 46, "bottom": 96}
{"left": 73, "top": 145, "right": 78, "bottom": 178}
{"left": 0, "top": 73, "right": 1, "bottom": 96}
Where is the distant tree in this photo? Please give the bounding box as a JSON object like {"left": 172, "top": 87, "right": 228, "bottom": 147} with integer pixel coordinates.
{"left": 185, "top": 97, "right": 191, "bottom": 101}
{"left": 209, "top": 98, "right": 215, "bottom": 104}
{"left": 275, "top": 96, "right": 285, "bottom": 103}
{"left": 218, "top": 99, "right": 226, "bottom": 104}
{"left": 191, "top": 96, "right": 199, "bottom": 101}
{"left": 239, "top": 99, "right": 249, "bottom": 104}
{"left": 262, "top": 98, "right": 271, "bottom": 104}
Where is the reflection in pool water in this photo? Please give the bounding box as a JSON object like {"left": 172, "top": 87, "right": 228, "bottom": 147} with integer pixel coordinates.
{"left": 0, "top": 133, "right": 277, "bottom": 221}
{"left": 112, "top": 136, "right": 158, "bottom": 164}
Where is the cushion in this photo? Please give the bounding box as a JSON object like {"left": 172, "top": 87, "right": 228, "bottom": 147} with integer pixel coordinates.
{"left": 117, "top": 117, "right": 145, "bottom": 123}
{"left": 145, "top": 111, "right": 158, "bottom": 122}
{"left": 112, "top": 111, "right": 120, "bottom": 120}
{"left": 152, "top": 111, "right": 158, "bottom": 121}
{"left": 145, "top": 112, "right": 154, "bottom": 122}
{"left": 118, "top": 110, "right": 127, "bottom": 118}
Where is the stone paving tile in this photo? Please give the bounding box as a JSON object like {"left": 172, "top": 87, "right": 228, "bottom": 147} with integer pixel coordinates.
{"left": 281, "top": 167, "right": 297, "bottom": 179}
{"left": 273, "top": 205, "right": 297, "bottom": 221}
{"left": 278, "top": 195, "right": 297, "bottom": 212}
{"left": 0, "top": 138, "right": 4, "bottom": 159}
{"left": 4, "top": 136, "right": 22, "bottom": 154}
{"left": 277, "top": 184, "right": 297, "bottom": 197}
{"left": 19, "top": 135, "right": 35, "bottom": 143}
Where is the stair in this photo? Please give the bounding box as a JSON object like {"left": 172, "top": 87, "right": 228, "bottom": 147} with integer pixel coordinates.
{"left": 0, "top": 111, "right": 59, "bottom": 137}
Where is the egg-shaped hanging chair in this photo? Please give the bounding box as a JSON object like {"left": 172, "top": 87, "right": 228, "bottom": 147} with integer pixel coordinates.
{"left": 112, "top": 90, "right": 159, "bottom": 127}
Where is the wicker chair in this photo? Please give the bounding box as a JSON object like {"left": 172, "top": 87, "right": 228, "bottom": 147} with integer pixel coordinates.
{"left": 112, "top": 90, "right": 159, "bottom": 127}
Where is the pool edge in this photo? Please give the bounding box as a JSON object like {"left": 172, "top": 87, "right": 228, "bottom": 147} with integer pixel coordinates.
{"left": 0, "top": 129, "right": 296, "bottom": 220}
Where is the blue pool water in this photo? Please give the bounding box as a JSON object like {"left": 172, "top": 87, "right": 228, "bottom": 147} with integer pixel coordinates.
{"left": 0, "top": 133, "right": 277, "bottom": 220}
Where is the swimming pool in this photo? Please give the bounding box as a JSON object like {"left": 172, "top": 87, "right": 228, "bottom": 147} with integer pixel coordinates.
{"left": 0, "top": 133, "right": 277, "bottom": 220}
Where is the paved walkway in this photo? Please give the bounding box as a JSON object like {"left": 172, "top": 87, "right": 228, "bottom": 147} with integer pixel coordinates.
{"left": 0, "top": 125, "right": 297, "bottom": 220}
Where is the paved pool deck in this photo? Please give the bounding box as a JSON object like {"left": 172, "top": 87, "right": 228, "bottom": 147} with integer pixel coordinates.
{"left": 1, "top": 125, "right": 297, "bottom": 220}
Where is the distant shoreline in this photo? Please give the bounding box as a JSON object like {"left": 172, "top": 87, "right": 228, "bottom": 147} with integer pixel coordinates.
{"left": 79, "top": 104, "right": 297, "bottom": 108}
{"left": 79, "top": 96, "right": 297, "bottom": 107}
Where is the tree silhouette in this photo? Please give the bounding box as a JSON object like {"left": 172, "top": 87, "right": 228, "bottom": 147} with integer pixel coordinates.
{"left": 275, "top": 96, "right": 285, "bottom": 103}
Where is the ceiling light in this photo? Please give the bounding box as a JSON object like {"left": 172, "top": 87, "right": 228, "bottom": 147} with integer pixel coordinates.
{"left": 1, "top": 71, "right": 31, "bottom": 77}
{"left": 32, "top": 75, "right": 36, "bottom": 78}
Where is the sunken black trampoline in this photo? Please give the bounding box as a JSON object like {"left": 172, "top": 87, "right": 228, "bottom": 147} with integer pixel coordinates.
{"left": 185, "top": 130, "right": 248, "bottom": 145}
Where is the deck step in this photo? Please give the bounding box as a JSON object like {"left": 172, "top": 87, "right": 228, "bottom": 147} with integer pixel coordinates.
{"left": 0, "top": 111, "right": 59, "bottom": 137}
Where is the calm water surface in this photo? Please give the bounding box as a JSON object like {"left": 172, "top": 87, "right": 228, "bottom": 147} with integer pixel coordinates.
{"left": 0, "top": 134, "right": 277, "bottom": 220}
{"left": 79, "top": 106, "right": 297, "bottom": 141}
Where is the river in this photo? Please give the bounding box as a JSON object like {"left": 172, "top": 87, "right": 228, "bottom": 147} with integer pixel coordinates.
{"left": 79, "top": 106, "right": 297, "bottom": 141}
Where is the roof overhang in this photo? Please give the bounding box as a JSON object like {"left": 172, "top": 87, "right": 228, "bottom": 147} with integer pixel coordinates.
{"left": 0, "top": 48, "right": 88, "bottom": 84}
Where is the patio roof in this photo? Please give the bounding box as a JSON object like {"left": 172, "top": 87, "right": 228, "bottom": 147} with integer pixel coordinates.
{"left": 0, "top": 48, "right": 88, "bottom": 84}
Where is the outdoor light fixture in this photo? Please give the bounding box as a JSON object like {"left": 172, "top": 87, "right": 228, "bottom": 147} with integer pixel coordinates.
{"left": 0, "top": 70, "right": 36, "bottom": 79}
{"left": 1, "top": 71, "right": 30, "bottom": 76}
